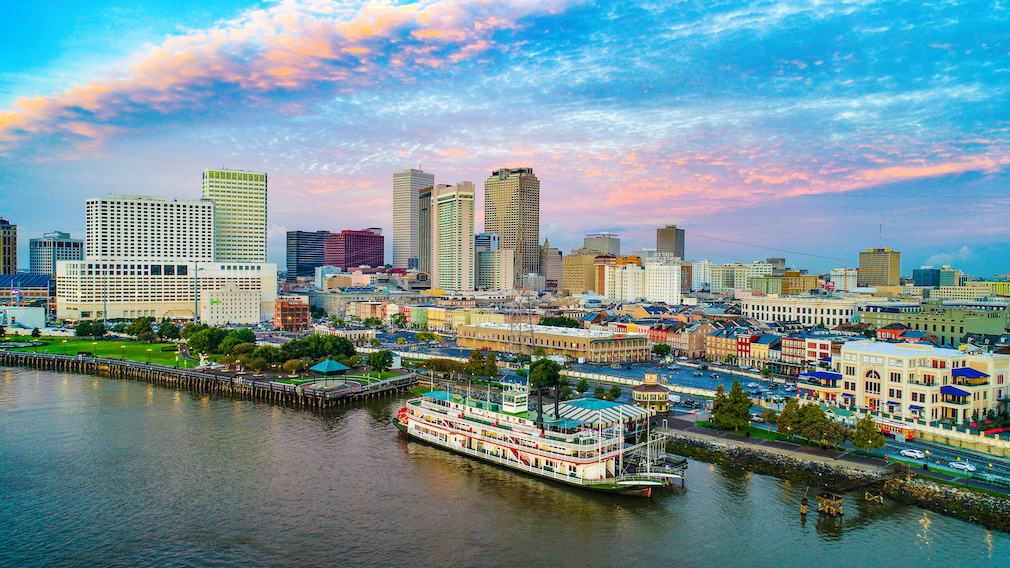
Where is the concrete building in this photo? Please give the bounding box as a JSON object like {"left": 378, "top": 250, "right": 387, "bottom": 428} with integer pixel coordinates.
{"left": 393, "top": 168, "right": 435, "bottom": 269}
{"left": 583, "top": 233, "right": 620, "bottom": 256}
{"left": 86, "top": 195, "right": 214, "bottom": 262}
{"left": 0, "top": 274, "right": 56, "bottom": 314}
{"left": 858, "top": 248, "right": 901, "bottom": 287}
{"left": 603, "top": 262, "right": 684, "bottom": 305}
{"left": 561, "top": 248, "right": 598, "bottom": 295}
{"left": 858, "top": 302, "right": 1007, "bottom": 347}
{"left": 522, "top": 273, "right": 546, "bottom": 293}
{"left": 0, "top": 306, "right": 46, "bottom": 330}
{"left": 928, "top": 286, "right": 991, "bottom": 302}
{"left": 798, "top": 341, "right": 1010, "bottom": 423}
{"left": 457, "top": 322, "right": 650, "bottom": 363}
{"left": 418, "top": 186, "right": 433, "bottom": 274}
{"left": 274, "top": 296, "right": 310, "bottom": 331}
{"left": 912, "top": 265, "right": 962, "bottom": 288}
{"left": 29, "top": 231, "right": 83, "bottom": 275}
{"left": 830, "top": 268, "right": 858, "bottom": 292}
{"left": 431, "top": 182, "right": 475, "bottom": 291}
{"left": 632, "top": 373, "right": 670, "bottom": 413}
{"left": 314, "top": 266, "right": 342, "bottom": 288}
{"left": 474, "top": 232, "right": 499, "bottom": 282}
{"left": 324, "top": 229, "right": 384, "bottom": 271}
{"left": 202, "top": 169, "right": 267, "bottom": 262}
{"left": 656, "top": 225, "right": 685, "bottom": 259}
{"left": 691, "top": 259, "right": 714, "bottom": 291}
{"left": 710, "top": 262, "right": 773, "bottom": 294}
{"left": 476, "top": 249, "right": 515, "bottom": 291}
{"left": 750, "top": 271, "right": 819, "bottom": 295}
{"left": 539, "top": 238, "right": 562, "bottom": 292}
{"left": 0, "top": 218, "right": 15, "bottom": 275}
{"left": 286, "top": 230, "right": 330, "bottom": 282}
{"left": 741, "top": 294, "right": 872, "bottom": 327}
{"left": 483, "top": 167, "right": 539, "bottom": 279}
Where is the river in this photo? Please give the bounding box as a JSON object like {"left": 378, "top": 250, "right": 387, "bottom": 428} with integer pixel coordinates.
{"left": 1, "top": 367, "right": 1006, "bottom": 568}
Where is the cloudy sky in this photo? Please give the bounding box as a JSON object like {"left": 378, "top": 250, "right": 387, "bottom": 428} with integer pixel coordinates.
{"left": 2, "top": 0, "right": 1008, "bottom": 276}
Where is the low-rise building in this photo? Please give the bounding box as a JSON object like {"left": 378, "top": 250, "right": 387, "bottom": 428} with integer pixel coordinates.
{"left": 274, "top": 297, "right": 310, "bottom": 331}
{"left": 457, "top": 322, "right": 650, "bottom": 363}
{"left": 798, "top": 341, "right": 1010, "bottom": 423}
{"left": 632, "top": 373, "right": 670, "bottom": 413}
{"left": 858, "top": 302, "right": 1007, "bottom": 348}
{"left": 741, "top": 294, "right": 871, "bottom": 327}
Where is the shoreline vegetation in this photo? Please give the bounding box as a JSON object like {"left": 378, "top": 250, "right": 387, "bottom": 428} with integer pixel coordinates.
{"left": 665, "top": 434, "right": 1010, "bottom": 533}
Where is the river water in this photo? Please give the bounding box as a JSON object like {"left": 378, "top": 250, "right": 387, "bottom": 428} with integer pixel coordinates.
{"left": 1, "top": 367, "right": 1007, "bottom": 568}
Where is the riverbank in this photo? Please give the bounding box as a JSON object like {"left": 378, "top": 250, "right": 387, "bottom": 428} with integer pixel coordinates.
{"left": 664, "top": 432, "right": 1010, "bottom": 533}
{"left": 0, "top": 350, "right": 417, "bottom": 408}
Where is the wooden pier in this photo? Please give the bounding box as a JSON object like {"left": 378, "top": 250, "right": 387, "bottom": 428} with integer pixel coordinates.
{"left": 0, "top": 350, "right": 419, "bottom": 408}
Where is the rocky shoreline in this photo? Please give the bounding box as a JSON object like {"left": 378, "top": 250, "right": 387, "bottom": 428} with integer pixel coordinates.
{"left": 666, "top": 434, "right": 1010, "bottom": 533}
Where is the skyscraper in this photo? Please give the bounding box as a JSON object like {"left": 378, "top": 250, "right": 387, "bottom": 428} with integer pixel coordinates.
{"left": 483, "top": 167, "right": 540, "bottom": 279}
{"left": 202, "top": 169, "right": 268, "bottom": 262}
{"left": 30, "top": 231, "right": 83, "bottom": 275}
{"left": 657, "top": 225, "right": 685, "bottom": 259}
{"left": 539, "top": 238, "right": 562, "bottom": 292}
{"left": 286, "top": 231, "right": 330, "bottom": 282}
{"left": 583, "top": 233, "right": 620, "bottom": 256}
{"left": 393, "top": 168, "right": 435, "bottom": 269}
{"left": 417, "top": 186, "right": 433, "bottom": 274}
{"left": 858, "top": 248, "right": 901, "bottom": 287}
{"left": 431, "top": 182, "right": 475, "bottom": 291}
{"left": 323, "top": 229, "right": 384, "bottom": 271}
{"left": 0, "top": 218, "right": 16, "bottom": 275}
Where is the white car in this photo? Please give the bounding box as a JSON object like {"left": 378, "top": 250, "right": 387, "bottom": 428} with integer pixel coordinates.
{"left": 899, "top": 449, "right": 925, "bottom": 459}
{"left": 949, "top": 461, "right": 977, "bottom": 472}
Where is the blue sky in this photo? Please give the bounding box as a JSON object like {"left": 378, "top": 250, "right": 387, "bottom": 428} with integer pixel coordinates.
{"left": 1, "top": 0, "right": 1008, "bottom": 276}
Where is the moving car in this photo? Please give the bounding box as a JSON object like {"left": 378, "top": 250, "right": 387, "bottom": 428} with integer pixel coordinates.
{"left": 949, "top": 461, "right": 977, "bottom": 472}
{"left": 899, "top": 449, "right": 925, "bottom": 459}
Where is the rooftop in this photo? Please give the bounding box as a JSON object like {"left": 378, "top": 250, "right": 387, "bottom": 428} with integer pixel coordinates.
{"left": 841, "top": 341, "right": 963, "bottom": 357}
{"left": 467, "top": 321, "right": 645, "bottom": 339}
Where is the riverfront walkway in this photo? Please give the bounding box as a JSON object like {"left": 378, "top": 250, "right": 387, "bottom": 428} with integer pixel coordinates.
{"left": 655, "top": 415, "right": 1010, "bottom": 495}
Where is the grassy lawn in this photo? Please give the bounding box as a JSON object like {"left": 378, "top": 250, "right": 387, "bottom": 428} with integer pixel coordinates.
{"left": 3, "top": 336, "right": 191, "bottom": 366}
{"left": 697, "top": 421, "right": 783, "bottom": 441}
{"left": 356, "top": 371, "right": 399, "bottom": 380}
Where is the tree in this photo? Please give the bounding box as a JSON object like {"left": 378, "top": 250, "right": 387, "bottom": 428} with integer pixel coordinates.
{"left": 711, "top": 384, "right": 727, "bottom": 424}
{"left": 538, "top": 316, "right": 580, "bottom": 328}
{"left": 593, "top": 385, "right": 607, "bottom": 399}
{"left": 652, "top": 344, "right": 671, "bottom": 357}
{"left": 126, "top": 317, "right": 155, "bottom": 341}
{"left": 282, "top": 359, "right": 308, "bottom": 373}
{"left": 31, "top": 327, "right": 41, "bottom": 338}
{"left": 822, "top": 422, "right": 852, "bottom": 448}
{"left": 759, "top": 408, "right": 778, "bottom": 432}
{"left": 798, "top": 403, "right": 830, "bottom": 442}
{"left": 711, "top": 378, "right": 752, "bottom": 431}
{"left": 396, "top": 337, "right": 407, "bottom": 344}
{"left": 390, "top": 313, "right": 407, "bottom": 328}
{"left": 363, "top": 317, "right": 384, "bottom": 328}
{"left": 724, "top": 354, "right": 738, "bottom": 364}
{"left": 370, "top": 338, "right": 381, "bottom": 347}
{"left": 608, "top": 384, "right": 623, "bottom": 401}
{"left": 90, "top": 321, "right": 106, "bottom": 338}
{"left": 576, "top": 378, "right": 590, "bottom": 395}
{"left": 367, "top": 350, "right": 394, "bottom": 374}
{"left": 231, "top": 342, "right": 256, "bottom": 357}
{"left": 75, "top": 321, "right": 93, "bottom": 337}
{"left": 331, "top": 317, "right": 347, "bottom": 327}
{"left": 776, "top": 397, "right": 801, "bottom": 438}
{"left": 971, "top": 409, "right": 980, "bottom": 424}
{"left": 529, "top": 358, "right": 563, "bottom": 421}
{"left": 852, "top": 413, "right": 886, "bottom": 452}
{"left": 158, "top": 319, "right": 180, "bottom": 340}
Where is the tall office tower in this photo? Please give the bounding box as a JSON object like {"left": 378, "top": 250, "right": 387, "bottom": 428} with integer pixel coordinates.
{"left": 30, "top": 231, "right": 83, "bottom": 275}
{"left": 393, "top": 168, "right": 435, "bottom": 269}
{"left": 539, "top": 238, "right": 562, "bottom": 292}
{"left": 474, "top": 232, "right": 499, "bottom": 286}
{"left": 483, "top": 167, "right": 540, "bottom": 279}
{"left": 323, "top": 229, "right": 384, "bottom": 271}
{"left": 858, "top": 248, "right": 901, "bottom": 287}
{"left": 285, "top": 231, "right": 330, "bottom": 282}
{"left": 202, "top": 169, "right": 268, "bottom": 262}
{"left": 86, "top": 195, "right": 215, "bottom": 261}
{"left": 0, "top": 218, "right": 16, "bottom": 275}
{"left": 417, "top": 186, "right": 433, "bottom": 274}
{"left": 431, "top": 182, "right": 475, "bottom": 291}
{"left": 476, "top": 249, "right": 515, "bottom": 291}
{"left": 583, "top": 232, "right": 620, "bottom": 256}
{"left": 59, "top": 194, "right": 276, "bottom": 323}
{"left": 691, "top": 259, "right": 714, "bottom": 291}
{"left": 656, "top": 225, "right": 685, "bottom": 259}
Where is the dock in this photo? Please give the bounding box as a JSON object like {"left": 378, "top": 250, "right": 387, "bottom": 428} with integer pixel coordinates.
{"left": 0, "top": 350, "right": 419, "bottom": 408}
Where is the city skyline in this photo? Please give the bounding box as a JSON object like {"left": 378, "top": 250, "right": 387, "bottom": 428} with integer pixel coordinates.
{"left": 2, "top": 0, "right": 1009, "bottom": 275}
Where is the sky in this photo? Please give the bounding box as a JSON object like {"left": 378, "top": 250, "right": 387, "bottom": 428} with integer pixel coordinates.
{"left": 1, "top": 0, "right": 1009, "bottom": 277}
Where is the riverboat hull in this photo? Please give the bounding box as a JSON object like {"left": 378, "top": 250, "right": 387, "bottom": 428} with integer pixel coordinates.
{"left": 393, "top": 416, "right": 655, "bottom": 498}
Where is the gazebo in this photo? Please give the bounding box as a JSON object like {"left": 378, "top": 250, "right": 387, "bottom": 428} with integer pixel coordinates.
{"left": 310, "top": 358, "right": 350, "bottom": 376}
{"left": 632, "top": 373, "right": 670, "bottom": 413}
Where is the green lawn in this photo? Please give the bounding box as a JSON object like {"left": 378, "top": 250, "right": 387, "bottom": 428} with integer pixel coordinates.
{"left": 3, "top": 336, "right": 192, "bottom": 367}
{"left": 697, "top": 421, "right": 784, "bottom": 441}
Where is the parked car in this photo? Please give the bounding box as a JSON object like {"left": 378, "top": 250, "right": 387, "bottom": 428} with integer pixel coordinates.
{"left": 899, "top": 449, "right": 925, "bottom": 459}
{"left": 950, "top": 461, "right": 977, "bottom": 472}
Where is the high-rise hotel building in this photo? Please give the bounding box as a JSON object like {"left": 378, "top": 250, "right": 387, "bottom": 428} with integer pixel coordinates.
{"left": 393, "top": 168, "right": 435, "bottom": 269}
{"left": 431, "top": 182, "right": 475, "bottom": 291}
{"left": 0, "top": 217, "right": 16, "bottom": 275}
{"left": 202, "top": 169, "right": 268, "bottom": 262}
{"left": 30, "top": 232, "right": 84, "bottom": 275}
{"left": 483, "top": 167, "right": 539, "bottom": 279}
{"left": 57, "top": 192, "right": 276, "bottom": 325}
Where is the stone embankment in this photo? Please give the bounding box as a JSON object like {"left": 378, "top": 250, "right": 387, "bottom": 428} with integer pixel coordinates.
{"left": 666, "top": 433, "right": 1010, "bottom": 533}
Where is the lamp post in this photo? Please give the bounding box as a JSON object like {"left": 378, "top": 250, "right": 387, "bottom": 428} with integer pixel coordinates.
{"left": 146, "top": 348, "right": 152, "bottom": 365}
{"left": 91, "top": 341, "right": 97, "bottom": 357}
{"left": 121, "top": 345, "right": 126, "bottom": 360}
{"left": 62, "top": 339, "right": 67, "bottom": 355}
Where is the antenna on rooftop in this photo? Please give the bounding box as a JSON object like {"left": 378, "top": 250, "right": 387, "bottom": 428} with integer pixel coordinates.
{"left": 878, "top": 223, "right": 882, "bottom": 249}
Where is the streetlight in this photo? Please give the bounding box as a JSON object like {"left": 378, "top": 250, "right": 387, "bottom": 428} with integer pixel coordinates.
{"left": 121, "top": 345, "right": 126, "bottom": 360}
{"left": 62, "top": 339, "right": 67, "bottom": 355}
{"left": 146, "top": 348, "right": 152, "bottom": 365}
